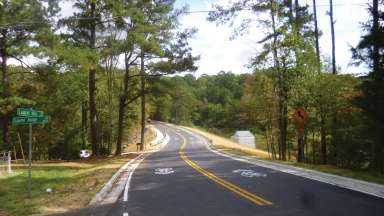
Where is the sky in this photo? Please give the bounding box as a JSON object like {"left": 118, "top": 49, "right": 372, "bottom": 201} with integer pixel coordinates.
{"left": 174, "top": 0, "right": 371, "bottom": 76}
{"left": 18, "top": 0, "right": 372, "bottom": 76}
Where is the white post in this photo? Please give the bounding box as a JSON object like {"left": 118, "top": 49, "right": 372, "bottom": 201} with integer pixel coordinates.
{"left": 7, "top": 151, "right": 12, "bottom": 173}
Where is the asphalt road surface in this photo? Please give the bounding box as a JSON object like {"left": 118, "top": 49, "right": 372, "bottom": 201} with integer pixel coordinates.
{"left": 104, "top": 123, "right": 384, "bottom": 216}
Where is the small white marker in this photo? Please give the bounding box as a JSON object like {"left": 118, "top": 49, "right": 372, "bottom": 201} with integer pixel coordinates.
{"left": 123, "top": 213, "right": 128, "bottom": 216}
{"left": 154, "top": 168, "right": 175, "bottom": 175}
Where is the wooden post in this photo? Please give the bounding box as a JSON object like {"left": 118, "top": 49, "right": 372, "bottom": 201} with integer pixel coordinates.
{"left": 13, "top": 145, "right": 17, "bottom": 161}
{"left": 17, "top": 132, "right": 26, "bottom": 163}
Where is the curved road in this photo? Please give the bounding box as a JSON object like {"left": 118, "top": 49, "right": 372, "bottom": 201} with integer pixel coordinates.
{"left": 105, "top": 123, "right": 384, "bottom": 216}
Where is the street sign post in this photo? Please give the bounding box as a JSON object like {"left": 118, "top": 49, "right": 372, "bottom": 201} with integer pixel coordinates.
{"left": 12, "top": 108, "right": 49, "bottom": 197}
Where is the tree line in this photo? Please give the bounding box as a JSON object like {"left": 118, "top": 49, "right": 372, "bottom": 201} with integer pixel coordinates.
{"left": 0, "top": 0, "right": 197, "bottom": 159}
{"left": 152, "top": 0, "right": 384, "bottom": 173}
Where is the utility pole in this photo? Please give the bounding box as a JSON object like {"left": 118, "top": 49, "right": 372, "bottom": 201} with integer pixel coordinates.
{"left": 329, "top": 0, "right": 336, "bottom": 75}
{"left": 312, "top": 0, "right": 321, "bottom": 73}
{"left": 140, "top": 50, "right": 146, "bottom": 151}
{"left": 89, "top": 2, "right": 98, "bottom": 156}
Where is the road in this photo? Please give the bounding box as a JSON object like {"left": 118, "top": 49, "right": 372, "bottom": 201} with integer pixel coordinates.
{"left": 104, "top": 123, "right": 384, "bottom": 216}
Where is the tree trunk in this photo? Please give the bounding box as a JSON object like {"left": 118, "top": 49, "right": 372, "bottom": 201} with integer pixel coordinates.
{"left": 116, "top": 52, "right": 131, "bottom": 155}
{"left": 81, "top": 101, "right": 87, "bottom": 148}
{"left": 294, "top": 0, "right": 301, "bottom": 65}
{"left": 269, "top": 0, "right": 286, "bottom": 161}
{"left": 106, "top": 57, "right": 114, "bottom": 154}
{"left": 371, "top": 0, "right": 382, "bottom": 172}
{"left": 297, "top": 135, "right": 304, "bottom": 162}
{"left": 329, "top": 0, "right": 338, "bottom": 165}
{"left": 1, "top": 30, "right": 9, "bottom": 149}
{"left": 320, "top": 113, "right": 327, "bottom": 164}
{"left": 281, "top": 94, "right": 288, "bottom": 161}
{"left": 312, "top": 131, "right": 316, "bottom": 163}
{"left": 140, "top": 51, "right": 145, "bottom": 151}
{"left": 312, "top": 0, "right": 321, "bottom": 73}
{"left": 89, "top": 2, "right": 98, "bottom": 156}
{"left": 372, "top": 0, "right": 379, "bottom": 74}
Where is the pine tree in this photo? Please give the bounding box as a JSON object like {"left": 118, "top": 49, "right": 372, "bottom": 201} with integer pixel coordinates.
{"left": 0, "top": 0, "right": 58, "bottom": 149}
{"left": 352, "top": 0, "right": 384, "bottom": 172}
{"left": 58, "top": 0, "right": 109, "bottom": 156}
{"left": 209, "top": 0, "right": 317, "bottom": 161}
{"left": 110, "top": 0, "right": 198, "bottom": 154}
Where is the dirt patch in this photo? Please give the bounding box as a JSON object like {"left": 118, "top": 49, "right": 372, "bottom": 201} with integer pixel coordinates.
{"left": 123, "top": 124, "right": 157, "bottom": 152}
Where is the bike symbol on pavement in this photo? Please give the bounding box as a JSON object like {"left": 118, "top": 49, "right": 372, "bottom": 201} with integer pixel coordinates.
{"left": 155, "top": 168, "right": 175, "bottom": 175}
{"left": 232, "top": 169, "right": 267, "bottom": 178}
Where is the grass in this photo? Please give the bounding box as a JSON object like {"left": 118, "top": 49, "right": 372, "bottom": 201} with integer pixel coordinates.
{"left": 187, "top": 126, "right": 384, "bottom": 186}
{"left": 288, "top": 162, "right": 384, "bottom": 185}
{"left": 0, "top": 155, "right": 135, "bottom": 216}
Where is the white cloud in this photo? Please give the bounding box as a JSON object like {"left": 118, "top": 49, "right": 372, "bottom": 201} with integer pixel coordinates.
{"left": 179, "top": 0, "right": 371, "bottom": 75}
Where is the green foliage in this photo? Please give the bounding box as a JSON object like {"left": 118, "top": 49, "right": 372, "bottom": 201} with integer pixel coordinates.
{"left": 151, "top": 70, "right": 376, "bottom": 171}
{"left": 351, "top": 1, "right": 384, "bottom": 171}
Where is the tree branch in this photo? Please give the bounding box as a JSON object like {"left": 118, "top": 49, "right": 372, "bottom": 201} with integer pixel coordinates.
{"left": 9, "top": 54, "right": 34, "bottom": 72}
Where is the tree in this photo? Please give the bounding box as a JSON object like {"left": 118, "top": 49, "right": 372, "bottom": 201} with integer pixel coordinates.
{"left": 110, "top": 0, "right": 198, "bottom": 154}
{"left": 0, "top": 0, "right": 58, "bottom": 149}
{"left": 58, "top": 0, "right": 110, "bottom": 156}
{"left": 209, "top": 0, "right": 317, "bottom": 161}
{"left": 352, "top": 0, "right": 384, "bottom": 172}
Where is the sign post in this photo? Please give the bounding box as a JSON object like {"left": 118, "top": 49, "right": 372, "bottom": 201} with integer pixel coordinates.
{"left": 293, "top": 107, "right": 308, "bottom": 162}
{"left": 12, "top": 108, "right": 49, "bottom": 197}
{"left": 28, "top": 123, "right": 32, "bottom": 197}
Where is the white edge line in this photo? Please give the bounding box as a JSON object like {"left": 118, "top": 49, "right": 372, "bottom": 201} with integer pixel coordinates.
{"left": 123, "top": 155, "right": 146, "bottom": 202}
{"left": 123, "top": 129, "right": 170, "bottom": 216}
{"left": 89, "top": 153, "right": 143, "bottom": 205}
{"left": 173, "top": 125, "right": 384, "bottom": 200}
{"left": 123, "top": 131, "right": 170, "bottom": 202}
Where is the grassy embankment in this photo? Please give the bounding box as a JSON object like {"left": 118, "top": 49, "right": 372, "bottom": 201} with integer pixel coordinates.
{"left": 0, "top": 156, "right": 135, "bottom": 216}
{"left": 184, "top": 126, "right": 384, "bottom": 186}
{"left": 0, "top": 126, "right": 156, "bottom": 216}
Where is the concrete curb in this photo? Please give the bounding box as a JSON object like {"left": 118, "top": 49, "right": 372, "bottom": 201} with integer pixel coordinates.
{"left": 89, "top": 153, "right": 143, "bottom": 206}
{"left": 178, "top": 125, "right": 384, "bottom": 199}
{"left": 89, "top": 126, "right": 170, "bottom": 206}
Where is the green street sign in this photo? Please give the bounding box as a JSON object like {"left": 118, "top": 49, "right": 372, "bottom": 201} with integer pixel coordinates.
{"left": 17, "top": 108, "right": 32, "bottom": 117}
{"left": 12, "top": 117, "right": 29, "bottom": 125}
{"left": 12, "top": 116, "right": 50, "bottom": 125}
{"left": 17, "top": 108, "right": 44, "bottom": 117}
{"left": 41, "top": 116, "right": 49, "bottom": 124}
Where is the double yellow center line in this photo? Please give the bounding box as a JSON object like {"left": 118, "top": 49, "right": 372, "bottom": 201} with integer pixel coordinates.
{"left": 176, "top": 131, "right": 272, "bottom": 206}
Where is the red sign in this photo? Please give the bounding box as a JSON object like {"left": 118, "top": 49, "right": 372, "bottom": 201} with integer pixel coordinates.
{"left": 294, "top": 107, "right": 308, "bottom": 123}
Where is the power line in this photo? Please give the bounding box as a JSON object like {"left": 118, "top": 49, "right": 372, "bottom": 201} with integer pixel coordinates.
{"left": 0, "top": 3, "right": 368, "bottom": 29}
